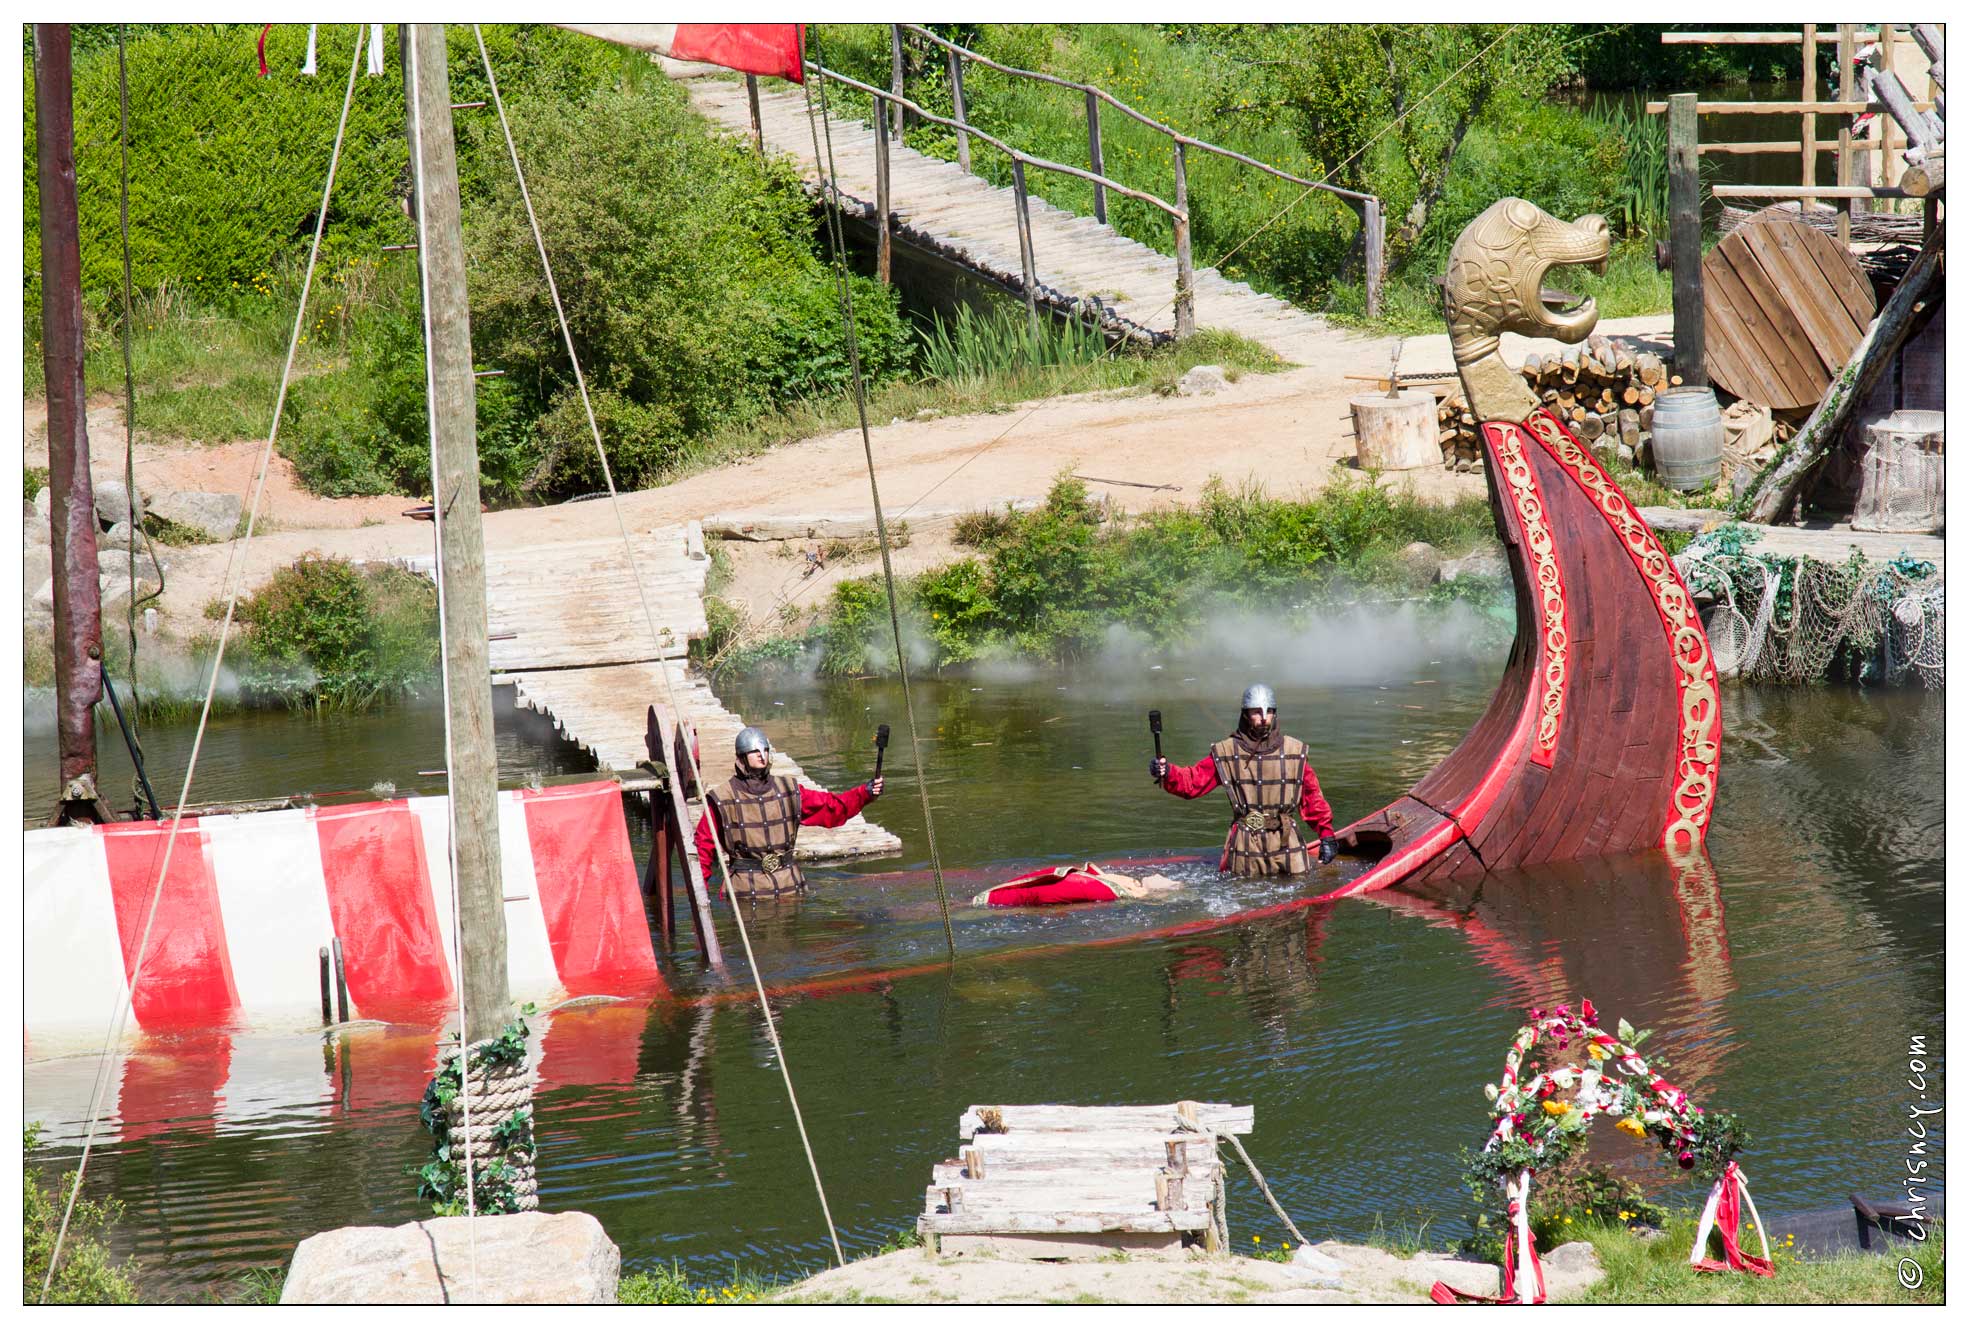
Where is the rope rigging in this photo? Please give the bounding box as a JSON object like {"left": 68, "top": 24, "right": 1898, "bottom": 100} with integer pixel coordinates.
{"left": 472, "top": 24, "right": 847, "bottom": 1268}
{"left": 802, "top": 24, "right": 959, "bottom": 962}
{"left": 42, "top": 26, "right": 369, "bottom": 1301}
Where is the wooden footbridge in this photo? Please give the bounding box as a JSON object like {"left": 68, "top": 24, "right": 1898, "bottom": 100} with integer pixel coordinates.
{"left": 682, "top": 25, "right": 1383, "bottom": 366}
{"left": 402, "top": 524, "right": 900, "bottom": 862}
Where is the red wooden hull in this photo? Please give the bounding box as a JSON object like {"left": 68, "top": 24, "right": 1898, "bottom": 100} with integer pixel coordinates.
{"left": 1321, "top": 409, "right": 1722, "bottom": 898}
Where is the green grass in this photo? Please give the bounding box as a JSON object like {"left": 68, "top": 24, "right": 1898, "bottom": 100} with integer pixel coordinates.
{"left": 1561, "top": 1216, "right": 1943, "bottom": 1305}
{"left": 1329, "top": 242, "right": 1672, "bottom": 337}
{"left": 618, "top": 1262, "right": 776, "bottom": 1305}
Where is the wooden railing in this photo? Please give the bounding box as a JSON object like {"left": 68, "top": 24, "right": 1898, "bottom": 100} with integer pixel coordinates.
{"left": 804, "top": 23, "right": 1384, "bottom": 328}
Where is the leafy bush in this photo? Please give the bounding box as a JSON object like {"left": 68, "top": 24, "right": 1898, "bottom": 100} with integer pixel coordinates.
{"left": 24, "top": 1125, "right": 140, "bottom": 1305}
{"left": 25, "top": 24, "right": 626, "bottom": 305}
{"left": 464, "top": 84, "right": 908, "bottom": 498}
{"left": 618, "top": 1263, "right": 767, "bottom": 1304}
{"left": 25, "top": 465, "right": 49, "bottom": 502}
{"left": 235, "top": 555, "right": 438, "bottom": 708}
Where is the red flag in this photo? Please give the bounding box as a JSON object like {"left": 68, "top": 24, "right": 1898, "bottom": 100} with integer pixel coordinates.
{"left": 559, "top": 23, "right": 805, "bottom": 83}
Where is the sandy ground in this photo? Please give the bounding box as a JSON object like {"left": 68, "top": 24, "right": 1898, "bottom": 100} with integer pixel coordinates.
{"left": 22, "top": 314, "right": 1672, "bottom": 635}
{"left": 768, "top": 1240, "right": 1605, "bottom": 1305}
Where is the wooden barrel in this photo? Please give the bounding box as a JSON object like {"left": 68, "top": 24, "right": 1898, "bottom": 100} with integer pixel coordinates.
{"left": 1650, "top": 388, "right": 1725, "bottom": 492}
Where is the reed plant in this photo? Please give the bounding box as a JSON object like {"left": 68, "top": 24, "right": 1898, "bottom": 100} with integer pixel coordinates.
{"left": 918, "top": 304, "right": 1108, "bottom": 383}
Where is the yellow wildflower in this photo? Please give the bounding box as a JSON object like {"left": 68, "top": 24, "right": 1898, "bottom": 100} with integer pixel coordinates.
{"left": 1542, "top": 1100, "right": 1567, "bottom": 1116}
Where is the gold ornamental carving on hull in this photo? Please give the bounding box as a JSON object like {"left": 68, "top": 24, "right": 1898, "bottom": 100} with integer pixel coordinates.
{"left": 1489, "top": 424, "right": 1568, "bottom": 764}
{"left": 1525, "top": 412, "right": 1721, "bottom": 852}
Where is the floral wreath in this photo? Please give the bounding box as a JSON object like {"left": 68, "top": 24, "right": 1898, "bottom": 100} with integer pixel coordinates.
{"left": 1435, "top": 999, "right": 1768, "bottom": 1305}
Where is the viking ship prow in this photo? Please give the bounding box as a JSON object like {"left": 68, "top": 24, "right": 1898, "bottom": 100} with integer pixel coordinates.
{"left": 1323, "top": 197, "right": 1722, "bottom": 898}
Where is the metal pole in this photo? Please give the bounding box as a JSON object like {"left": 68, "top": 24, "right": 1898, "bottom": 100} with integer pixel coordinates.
{"left": 873, "top": 93, "right": 892, "bottom": 284}
{"left": 1667, "top": 93, "right": 1707, "bottom": 389}
{"left": 406, "top": 23, "right": 509, "bottom": 1032}
{"left": 1363, "top": 197, "right": 1384, "bottom": 321}
{"left": 33, "top": 23, "right": 109, "bottom": 825}
{"left": 1086, "top": 89, "right": 1106, "bottom": 224}
{"left": 948, "top": 47, "right": 970, "bottom": 173}
{"left": 889, "top": 23, "right": 905, "bottom": 144}
{"left": 745, "top": 73, "right": 763, "bottom": 152}
{"left": 1800, "top": 24, "right": 1818, "bottom": 212}
{"left": 1011, "top": 158, "right": 1041, "bottom": 346}
{"left": 1172, "top": 140, "right": 1195, "bottom": 339}
{"left": 1837, "top": 25, "right": 1854, "bottom": 246}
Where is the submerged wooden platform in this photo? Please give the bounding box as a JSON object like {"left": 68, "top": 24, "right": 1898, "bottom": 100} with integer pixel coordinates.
{"left": 403, "top": 524, "right": 899, "bottom": 862}
{"left": 919, "top": 1102, "right": 1252, "bottom": 1259}
{"left": 684, "top": 77, "right": 1336, "bottom": 365}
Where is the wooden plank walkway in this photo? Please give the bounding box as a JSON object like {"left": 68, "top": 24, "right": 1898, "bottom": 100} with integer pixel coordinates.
{"left": 399, "top": 524, "right": 899, "bottom": 861}
{"left": 686, "top": 77, "right": 1338, "bottom": 366}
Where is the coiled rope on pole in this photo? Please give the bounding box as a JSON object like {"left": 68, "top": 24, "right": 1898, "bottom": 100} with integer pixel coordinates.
{"left": 801, "top": 24, "right": 958, "bottom": 962}
{"left": 41, "top": 26, "right": 368, "bottom": 1302}
{"left": 473, "top": 25, "right": 845, "bottom": 1268}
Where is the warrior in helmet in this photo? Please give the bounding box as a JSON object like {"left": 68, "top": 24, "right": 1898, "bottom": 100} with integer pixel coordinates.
{"left": 1149, "top": 683, "right": 1336, "bottom": 875}
{"left": 694, "top": 726, "right": 884, "bottom": 898}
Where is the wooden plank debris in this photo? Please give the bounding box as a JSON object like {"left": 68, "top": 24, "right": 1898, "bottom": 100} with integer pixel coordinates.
{"left": 919, "top": 1102, "right": 1254, "bottom": 1259}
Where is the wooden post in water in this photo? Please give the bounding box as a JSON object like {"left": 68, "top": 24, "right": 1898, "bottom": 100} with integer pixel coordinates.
{"left": 745, "top": 73, "right": 763, "bottom": 153}
{"left": 1363, "top": 197, "right": 1384, "bottom": 320}
{"left": 33, "top": 24, "right": 109, "bottom": 825}
{"left": 889, "top": 24, "right": 905, "bottom": 144}
{"left": 406, "top": 23, "right": 508, "bottom": 1030}
{"left": 1086, "top": 89, "right": 1106, "bottom": 224}
{"left": 1172, "top": 140, "right": 1195, "bottom": 339}
{"left": 653, "top": 706, "right": 723, "bottom": 968}
{"left": 1011, "top": 158, "right": 1041, "bottom": 346}
{"left": 948, "top": 48, "right": 970, "bottom": 173}
{"left": 873, "top": 92, "right": 892, "bottom": 284}
{"left": 1667, "top": 93, "right": 1707, "bottom": 389}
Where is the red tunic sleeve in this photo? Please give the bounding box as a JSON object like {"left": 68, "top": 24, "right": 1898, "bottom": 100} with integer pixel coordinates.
{"left": 798, "top": 783, "right": 872, "bottom": 829}
{"left": 1300, "top": 763, "right": 1334, "bottom": 840}
{"left": 1160, "top": 754, "right": 1221, "bottom": 799}
{"left": 693, "top": 807, "right": 720, "bottom": 884}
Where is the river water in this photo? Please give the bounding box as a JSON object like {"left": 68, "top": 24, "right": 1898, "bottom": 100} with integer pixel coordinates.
{"left": 21, "top": 614, "right": 1944, "bottom": 1297}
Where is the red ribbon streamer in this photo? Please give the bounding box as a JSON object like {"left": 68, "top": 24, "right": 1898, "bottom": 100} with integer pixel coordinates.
{"left": 257, "top": 24, "right": 272, "bottom": 78}
{"left": 1429, "top": 1227, "right": 1546, "bottom": 1305}
{"left": 1692, "top": 1162, "right": 1777, "bottom": 1278}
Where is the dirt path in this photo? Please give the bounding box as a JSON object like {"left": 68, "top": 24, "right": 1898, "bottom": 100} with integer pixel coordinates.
{"left": 23, "top": 314, "right": 1671, "bottom": 635}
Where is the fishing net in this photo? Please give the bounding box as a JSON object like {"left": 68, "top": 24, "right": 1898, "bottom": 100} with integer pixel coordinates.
{"left": 1676, "top": 526, "right": 1943, "bottom": 689}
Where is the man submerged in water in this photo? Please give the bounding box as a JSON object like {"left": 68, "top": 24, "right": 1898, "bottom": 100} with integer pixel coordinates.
{"left": 694, "top": 726, "right": 883, "bottom": 898}
{"left": 972, "top": 862, "right": 1183, "bottom": 908}
{"left": 1149, "top": 683, "right": 1337, "bottom": 875}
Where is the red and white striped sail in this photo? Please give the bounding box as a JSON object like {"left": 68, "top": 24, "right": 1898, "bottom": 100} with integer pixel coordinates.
{"left": 559, "top": 23, "right": 804, "bottom": 81}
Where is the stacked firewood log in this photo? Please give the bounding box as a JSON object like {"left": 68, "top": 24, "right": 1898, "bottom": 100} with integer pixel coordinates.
{"left": 1437, "top": 336, "right": 1692, "bottom": 474}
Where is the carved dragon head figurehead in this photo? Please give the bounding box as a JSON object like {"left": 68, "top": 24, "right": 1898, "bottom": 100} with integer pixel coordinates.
{"left": 1444, "top": 198, "right": 1611, "bottom": 421}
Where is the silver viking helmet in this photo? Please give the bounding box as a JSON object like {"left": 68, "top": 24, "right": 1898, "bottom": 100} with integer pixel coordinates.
{"left": 734, "top": 726, "right": 773, "bottom": 759}
{"left": 1240, "top": 683, "right": 1277, "bottom": 714}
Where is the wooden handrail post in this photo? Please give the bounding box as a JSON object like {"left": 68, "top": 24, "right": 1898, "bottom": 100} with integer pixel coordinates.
{"left": 745, "top": 73, "right": 763, "bottom": 153}
{"left": 1010, "top": 157, "right": 1041, "bottom": 347}
{"left": 1085, "top": 89, "right": 1107, "bottom": 224}
{"left": 1363, "top": 197, "right": 1384, "bottom": 320}
{"left": 873, "top": 92, "right": 892, "bottom": 284}
{"left": 948, "top": 47, "right": 970, "bottom": 173}
{"left": 1800, "top": 25, "right": 1818, "bottom": 212}
{"left": 1667, "top": 93, "right": 1707, "bottom": 388}
{"left": 1836, "top": 25, "right": 1854, "bottom": 246}
{"left": 1878, "top": 24, "right": 1896, "bottom": 201}
{"left": 890, "top": 23, "right": 906, "bottom": 144}
{"left": 1171, "top": 139, "right": 1194, "bottom": 338}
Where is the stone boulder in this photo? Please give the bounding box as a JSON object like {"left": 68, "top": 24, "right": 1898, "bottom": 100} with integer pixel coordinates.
{"left": 34, "top": 486, "right": 52, "bottom": 519}
{"left": 99, "top": 549, "right": 163, "bottom": 585}
{"left": 1176, "top": 364, "right": 1230, "bottom": 397}
{"left": 1395, "top": 540, "right": 1443, "bottom": 585}
{"left": 147, "top": 489, "right": 242, "bottom": 541}
{"left": 24, "top": 507, "right": 51, "bottom": 553}
{"left": 281, "top": 1211, "right": 620, "bottom": 1304}
{"left": 94, "top": 479, "right": 143, "bottom": 529}
{"left": 100, "top": 521, "right": 141, "bottom": 552}
{"left": 1439, "top": 546, "right": 1510, "bottom": 584}
{"left": 24, "top": 546, "right": 53, "bottom": 597}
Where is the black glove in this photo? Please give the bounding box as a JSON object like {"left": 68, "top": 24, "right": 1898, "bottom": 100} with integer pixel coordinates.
{"left": 1318, "top": 836, "right": 1338, "bottom": 865}
{"left": 1149, "top": 756, "right": 1169, "bottom": 782}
